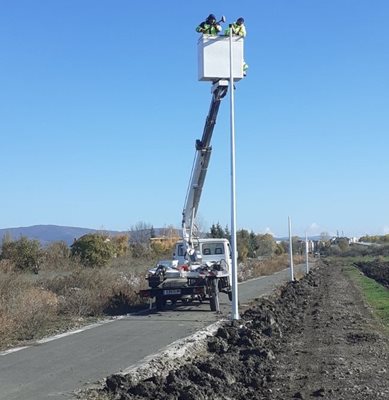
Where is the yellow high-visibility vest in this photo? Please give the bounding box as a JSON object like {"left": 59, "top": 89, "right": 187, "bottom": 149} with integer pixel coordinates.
{"left": 225, "top": 23, "right": 246, "bottom": 37}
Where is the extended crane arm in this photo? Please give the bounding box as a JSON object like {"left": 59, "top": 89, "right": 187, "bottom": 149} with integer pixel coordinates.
{"left": 182, "top": 80, "right": 228, "bottom": 261}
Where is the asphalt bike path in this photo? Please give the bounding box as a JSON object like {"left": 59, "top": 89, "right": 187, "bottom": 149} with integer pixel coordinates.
{"left": 0, "top": 264, "right": 305, "bottom": 400}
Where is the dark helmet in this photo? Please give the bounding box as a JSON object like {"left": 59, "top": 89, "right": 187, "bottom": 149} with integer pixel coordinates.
{"left": 206, "top": 14, "right": 216, "bottom": 23}
{"left": 237, "top": 17, "right": 245, "bottom": 25}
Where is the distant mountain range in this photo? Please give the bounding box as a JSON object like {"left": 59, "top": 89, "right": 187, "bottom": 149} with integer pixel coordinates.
{"left": 0, "top": 225, "right": 122, "bottom": 246}
{"left": 0, "top": 225, "right": 325, "bottom": 247}
{"left": 0, "top": 225, "right": 181, "bottom": 246}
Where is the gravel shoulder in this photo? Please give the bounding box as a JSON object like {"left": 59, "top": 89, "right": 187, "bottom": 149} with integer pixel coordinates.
{"left": 90, "top": 260, "right": 389, "bottom": 400}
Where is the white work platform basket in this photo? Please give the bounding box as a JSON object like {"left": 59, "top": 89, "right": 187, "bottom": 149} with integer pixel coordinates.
{"left": 198, "top": 35, "right": 244, "bottom": 82}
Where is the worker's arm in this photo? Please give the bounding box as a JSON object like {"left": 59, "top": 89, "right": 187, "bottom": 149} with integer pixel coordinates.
{"left": 196, "top": 22, "right": 206, "bottom": 33}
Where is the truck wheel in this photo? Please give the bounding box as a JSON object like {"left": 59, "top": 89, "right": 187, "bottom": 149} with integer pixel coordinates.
{"left": 155, "top": 296, "right": 166, "bottom": 311}
{"left": 209, "top": 279, "right": 220, "bottom": 312}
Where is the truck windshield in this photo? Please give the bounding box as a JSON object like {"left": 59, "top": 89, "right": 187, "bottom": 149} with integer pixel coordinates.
{"left": 177, "top": 243, "right": 200, "bottom": 257}
{"left": 202, "top": 243, "right": 224, "bottom": 256}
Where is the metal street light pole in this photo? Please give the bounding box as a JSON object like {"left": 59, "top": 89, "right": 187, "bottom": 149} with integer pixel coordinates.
{"left": 229, "top": 25, "right": 239, "bottom": 320}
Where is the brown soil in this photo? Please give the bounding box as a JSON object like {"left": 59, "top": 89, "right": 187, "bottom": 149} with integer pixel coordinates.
{"left": 93, "top": 260, "right": 389, "bottom": 400}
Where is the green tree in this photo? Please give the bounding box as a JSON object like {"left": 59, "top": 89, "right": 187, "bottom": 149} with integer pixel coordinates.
{"left": 248, "top": 231, "right": 257, "bottom": 258}
{"left": 360, "top": 234, "right": 389, "bottom": 244}
{"left": 238, "top": 243, "right": 249, "bottom": 262}
{"left": 1, "top": 235, "right": 42, "bottom": 272}
{"left": 280, "top": 237, "right": 302, "bottom": 255}
{"left": 208, "top": 223, "right": 226, "bottom": 238}
{"left": 71, "top": 234, "right": 115, "bottom": 267}
{"left": 280, "top": 241, "right": 289, "bottom": 254}
{"left": 237, "top": 229, "right": 250, "bottom": 262}
{"left": 255, "top": 233, "right": 276, "bottom": 257}
{"left": 337, "top": 238, "right": 349, "bottom": 252}
{"left": 292, "top": 236, "right": 303, "bottom": 255}
{"left": 274, "top": 243, "right": 285, "bottom": 255}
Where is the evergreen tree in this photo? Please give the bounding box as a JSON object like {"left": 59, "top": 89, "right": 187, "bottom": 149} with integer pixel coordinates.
{"left": 208, "top": 222, "right": 225, "bottom": 238}
{"left": 150, "top": 226, "right": 156, "bottom": 238}
{"left": 224, "top": 225, "right": 231, "bottom": 241}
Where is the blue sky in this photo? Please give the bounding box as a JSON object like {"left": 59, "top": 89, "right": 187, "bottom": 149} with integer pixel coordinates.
{"left": 1, "top": 1, "right": 389, "bottom": 237}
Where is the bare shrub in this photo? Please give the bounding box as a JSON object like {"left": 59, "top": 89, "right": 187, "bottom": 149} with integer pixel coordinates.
{"left": 0, "top": 259, "right": 16, "bottom": 273}
{"left": 104, "top": 272, "right": 143, "bottom": 315}
{"left": 62, "top": 287, "right": 101, "bottom": 317}
{"left": 10, "top": 288, "right": 58, "bottom": 340}
{"left": 41, "top": 268, "right": 143, "bottom": 317}
{"left": 111, "top": 235, "right": 130, "bottom": 257}
{"left": 0, "top": 273, "right": 18, "bottom": 345}
{"left": 0, "top": 257, "right": 145, "bottom": 348}
{"left": 0, "top": 311, "right": 17, "bottom": 349}
{"left": 40, "top": 241, "right": 73, "bottom": 271}
{"left": 0, "top": 272, "right": 30, "bottom": 307}
{"left": 0, "top": 273, "right": 58, "bottom": 344}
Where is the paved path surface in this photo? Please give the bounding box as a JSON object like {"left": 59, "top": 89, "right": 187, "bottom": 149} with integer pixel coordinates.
{"left": 0, "top": 265, "right": 306, "bottom": 400}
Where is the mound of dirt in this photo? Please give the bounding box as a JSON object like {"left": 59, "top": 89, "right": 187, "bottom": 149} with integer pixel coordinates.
{"left": 90, "top": 261, "right": 389, "bottom": 400}
{"left": 355, "top": 260, "right": 389, "bottom": 288}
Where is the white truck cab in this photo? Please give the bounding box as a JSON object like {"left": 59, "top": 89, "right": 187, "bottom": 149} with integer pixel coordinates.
{"left": 173, "top": 238, "right": 232, "bottom": 272}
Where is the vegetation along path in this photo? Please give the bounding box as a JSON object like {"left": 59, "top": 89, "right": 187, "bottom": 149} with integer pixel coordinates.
{"left": 0, "top": 265, "right": 305, "bottom": 400}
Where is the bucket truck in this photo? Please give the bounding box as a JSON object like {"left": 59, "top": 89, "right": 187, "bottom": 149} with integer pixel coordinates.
{"left": 139, "top": 33, "right": 244, "bottom": 311}
{"left": 139, "top": 81, "right": 232, "bottom": 311}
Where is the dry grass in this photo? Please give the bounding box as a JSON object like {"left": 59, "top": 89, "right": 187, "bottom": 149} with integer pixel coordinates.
{"left": 0, "top": 265, "right": 144, "bottom": 350}
{"left": 0, "top": 272, "right": 59, "bottom": 346}
{"left": 107, "top": 254, "right": 158, "bottom": 275}
{"left": 41, "top": 268, "right": 143, "bottom": 317}
{"left": 0, "top": 259, "right": 16, "bottom": 273}
{"left": 12, "top": 288, "right": 58, "bottom": 340}
{"left": 238, "top": 254, "right": 305, "bottom": 281}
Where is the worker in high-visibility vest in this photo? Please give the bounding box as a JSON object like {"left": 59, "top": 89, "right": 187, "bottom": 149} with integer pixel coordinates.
{"left": 225, "top": 17, "right": 248, "bottom": 76}
{"left": 196, "top": 14, "right": 222, "bottom": 35}
{"left": 225, "top": 17, "right": 246, "bottom": 37}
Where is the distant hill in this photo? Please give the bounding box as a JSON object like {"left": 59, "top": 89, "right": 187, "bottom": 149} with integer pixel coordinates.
{"left": 0, "top": 225, "right": 181, "bottom": 247}
{"left": 0, "top": 225, "right": 120, "bottom": 246}
{"left": 1, "top": 225, "right": 322, "bottom": 247}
